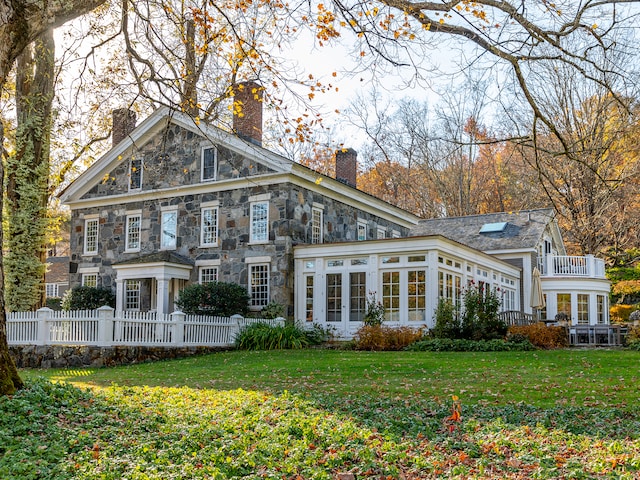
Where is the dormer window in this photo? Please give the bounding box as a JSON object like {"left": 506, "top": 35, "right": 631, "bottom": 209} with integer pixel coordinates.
{"left": 201, "top": 146, "right": 217, "bottom": 181}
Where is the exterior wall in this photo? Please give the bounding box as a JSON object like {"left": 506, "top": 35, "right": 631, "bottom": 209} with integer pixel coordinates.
{"left": 540, "top": 277, "right": 611, "bottom": 324}
{"left": 68, "top": 124, "right": 411, "bottom": 315}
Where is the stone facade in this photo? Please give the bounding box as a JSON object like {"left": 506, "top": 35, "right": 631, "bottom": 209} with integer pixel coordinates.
{"left": 69, "top": 121, "right": 411, "bottom": 314}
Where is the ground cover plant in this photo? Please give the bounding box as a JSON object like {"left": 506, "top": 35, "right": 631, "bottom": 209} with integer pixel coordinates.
{"left": 6, "top": 349, "right": 640, "bottom": 478}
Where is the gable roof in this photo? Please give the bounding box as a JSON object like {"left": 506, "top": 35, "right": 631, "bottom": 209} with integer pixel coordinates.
{"left": 60, "top": 107, "right": 419, "bottom": 228}
{"left": 410, "top": 209, "right": 559, "bottom": 252}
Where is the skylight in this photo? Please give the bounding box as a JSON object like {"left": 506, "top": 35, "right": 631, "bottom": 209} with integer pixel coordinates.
{"left": 479, "top": 222, "right": 508, "bottom": 234}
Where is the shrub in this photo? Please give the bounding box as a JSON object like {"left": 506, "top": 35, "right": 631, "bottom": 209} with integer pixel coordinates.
{"left": 432, "top": 299, "right": 462, "bottom": 339}
{"left": 363, "top": 294, "right": 385, "bottom": 327}
{"left": 260, "top": 301, "right": 285, "bottom": 319}
{"left": 354, "top": 325, "right": 423, "bottom": 351}
{"left": 45, "top": 297, "right": 62, "bottom": 311}
{"left": 610, "top": 304, "right": 637, "bottom": 323}
{"left": 406, "top": 338, "right": 536, "bottom": 352}
{"left": 625, "top": 325, "right": 640, "bottom": 348}
{"left": 508, "top": 323, "right": 568, "bottom": 349}
{"left": 175, "top": 281, "right": 250, "bottom": 316}
{"left": 235, "top": 322, "right": 325, "bottom": 350}
{"left": 61, "top": 286, "right": 116, "bottom": 311}
{"left": 612, "top": 280, "right": 640, "bottom": 305}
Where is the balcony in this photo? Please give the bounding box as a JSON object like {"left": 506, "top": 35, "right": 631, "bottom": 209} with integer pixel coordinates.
{"left": 538, "top": 255, "right": 606, "bottom": 279}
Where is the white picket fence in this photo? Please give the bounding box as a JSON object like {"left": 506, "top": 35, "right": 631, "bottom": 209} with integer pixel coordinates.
{"left": 7, "top": 307, "right": 284, "bottom": 347}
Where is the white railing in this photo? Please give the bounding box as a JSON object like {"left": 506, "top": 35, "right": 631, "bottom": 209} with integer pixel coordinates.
{"left": 7, "top": 307, "right": 284, "bottom": 347}
{"left": 538, "top": 255, "right": 606, "bottom": 278}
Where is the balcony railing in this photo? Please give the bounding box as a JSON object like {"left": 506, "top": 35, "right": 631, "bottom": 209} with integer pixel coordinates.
{"left": 538, "top": 255, "right": 606, "bottom": 278}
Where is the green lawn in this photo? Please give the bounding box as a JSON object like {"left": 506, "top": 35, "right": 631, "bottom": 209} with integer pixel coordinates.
{"left": 3, "top": 349, "right": 640, "bottom": 479}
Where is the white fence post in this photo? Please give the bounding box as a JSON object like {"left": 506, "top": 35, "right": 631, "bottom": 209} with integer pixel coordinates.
{"left": 275, "top": 316, "right": 286, "bottom": 326}
{"left": 171, "top": 310, "right": 186, "bottom": 346}
{"left": 231, "top": 314, "right": 244, "bottom": 342}
{"left": 97, "top": 306, "right": 115, "bottom": 346}
{"left": 36, "top": 307, "right": 53, "bottom": 346}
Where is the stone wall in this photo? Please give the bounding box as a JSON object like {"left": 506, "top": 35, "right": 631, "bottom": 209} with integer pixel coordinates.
{"left": 10, "top": 345, "right": 228, "bottom": 369}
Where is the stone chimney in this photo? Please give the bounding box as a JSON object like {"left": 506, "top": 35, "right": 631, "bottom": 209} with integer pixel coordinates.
{"left": 233, "top": 81, "right": 263, "bottom": 146}
{"left": 335, "top": 148, "right": 358, "bottom": 188}
{"left": 112, "top": 109, "right": 137, "bottom": 148}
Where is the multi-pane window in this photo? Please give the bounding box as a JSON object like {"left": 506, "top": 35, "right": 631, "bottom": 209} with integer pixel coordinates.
{"left": 45, "top": 283, "right": 59, "bottom": 298}
{"left": 201, "top": 207, "right": 218, "bottom": 246}
{"left": 250, "top": 201, "right": 269, "bottom": 243}
{"left": 161, "top": 210, "right": 177, "bottom": 249}
{"left": 125, "top": 280, "right": 141, "bottom": 311}
{"left": 408, "top": 270, "right": 426, "bottom": 321}
{"left": 597, "top": 295, "right": 606, "bottom": 324}
{"left": 249, "top": 264, "right": 269, "bottom": 308}
{"left": 305, "top": 275, "right": 314, "bottom": 322}
{"left": 199, "top": 267, "right": 218, "bottom": 284}
{"left": 438, "top": 271, "right": 462, "bottom": 305}
{"left": 311, "top": 207, "right": 323, "bottom": 244}
{"left": 376, "top": 227, "right": 386, "bottom": 239}
{"left": 326, "top": 273, "right": 342, "bottom": 322}
{"left": 84, "top": 218, "right": 99, "bottom": 255}
{"left": 557, "top": 293, "right": 571, "bottom": 320}
{"left": 126, "top": 215, "right": 141, "bottom": 252}
{"left": 82, "top": 274, "right": 98, "bottom": 288}
{"left": 577, "top": 294, "right": 589, "bottom": 325}
{"left": 129, "top": 157, "right": 142, "bottom": 190}
{"left": 357, "top": 220, "right": 367, "bottom": 241}
{"left": 382, "top": 271, "right": 400, "bottom": 321}
{"left": 202, "top": 147, "right": 217, "bottom": 181}
{"left": 349, "top": 272, "right": 366, "bottom": 322}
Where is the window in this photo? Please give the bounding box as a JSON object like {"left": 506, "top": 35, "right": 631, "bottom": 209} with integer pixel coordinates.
{"left": 126, "top": 214, "right": 141, "bottom": 252}
{"left": 557, "top": 293, "right": 571, "bottom": 319}
{"left": 201, "top": 146, "right": 217, "bottom": 181}
{"left": 161, "top": 210, "right": 177, "bottom": 249}
{"left": 382, "top": 271, "right": 400, "bottom": 321}
{"left": 84, "top": 218, "right": 99, "bottom": 255}
{"left": 129, "top": 157, "right": 142, "bottom": 190}
{"left": 326, "top": 273, "right": 342, "bottom": 322}
{"left": 392, "top": 230, "right": 401, "bottom": 239}
{"left": 250, "top": 201, "right": 269, "bottom": 243}
{"left": 376, "top": 227, "right": 386, "bottom": 239}
{"left": 349, "top": 272, "right": 366, "bottom": 322}
{"left": 357, "top": 220, "right": 367, "bottom": 241}
{"left": 45, "top": 283, "right": 59, "bottom": 298}
{"left": 597, "top": 295, "right": 606, "bottom": 324}
{"left": 577, "top": 294, "right": 589, "bottom": 325}
{"left": 439, "top": 271, "right": 462, "bottom": 304}
{"left": 82, "top": 274, "right": 98, "bottom": 288}
{"left": 125, "top": 280, "right": 141, "bottom": 311}
{"left": 408, "top": 270, "right": 426, "bottom": 321}
{"left": 305, "top": 275, "right": 314, "bottom": 322}
{"left": 201, "top": 206, "right": 219, "bottom": 246}
{"left": 249, "top": 264, "right": 269, "bottom": 308}
{"left": 199, "top": 266, "right": 218, "bottom": 284}
{"left": 311, "top": 206, "right": 323, "bottom": 244}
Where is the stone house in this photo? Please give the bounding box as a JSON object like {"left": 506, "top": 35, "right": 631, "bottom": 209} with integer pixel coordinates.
{"left": 60, "top": 86, "right": 418, "bottom": 316}
{"left": 60, "top": 87, "right": 609, "bottom": 337}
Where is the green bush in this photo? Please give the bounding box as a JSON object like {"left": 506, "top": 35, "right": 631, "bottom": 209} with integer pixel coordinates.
{"left": 405, "top": 338, "right": 536, "bottom": 352}
{"left": 432, "top": 283, "right": 507, "bottom": 341}
{"left": 175, "top": 281, "right": 250, "bottom": 316}
{"left": 260, "top": 301, "right": 285, "bottom": 319}
{"left": 235, "top": 322, "right": 327, "bottom": 350}
{"left": 61, "top": 286, "right": 115, "bottom": 311}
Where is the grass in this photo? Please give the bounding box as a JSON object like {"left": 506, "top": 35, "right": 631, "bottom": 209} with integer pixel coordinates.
{"left": 3, "top": 348, "right": 640, "bottom": 479}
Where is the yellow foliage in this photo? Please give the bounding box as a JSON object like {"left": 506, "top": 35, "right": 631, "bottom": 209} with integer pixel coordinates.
{"left": 610, "top": 304, "right": 636, "bottom": 323}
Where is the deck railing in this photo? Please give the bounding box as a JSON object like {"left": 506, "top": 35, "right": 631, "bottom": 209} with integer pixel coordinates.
{"left": 538, "top": 255, "right": 606, "bottom": 278}
{"left": 7, "top": 307, "right": 284, "bottom": 347}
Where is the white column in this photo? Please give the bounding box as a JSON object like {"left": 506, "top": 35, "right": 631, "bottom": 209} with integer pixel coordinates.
{"left": 156, "top": 277, "right": 170, "bottom": 316}
{"left": 115, "top": 279, "right": 125, "bottom": 312}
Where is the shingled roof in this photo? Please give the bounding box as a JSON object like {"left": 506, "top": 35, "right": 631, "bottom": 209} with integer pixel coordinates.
{"left": 410, "top": 209, "right": 556, "bottom": 252}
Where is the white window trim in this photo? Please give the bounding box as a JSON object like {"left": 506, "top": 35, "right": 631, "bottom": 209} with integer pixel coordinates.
{"left": 248, "top": 263, "right": 270, "bottom": 309}
{"left": 357, "top": 219, "right": 367, "bottom": 241}
{"left": 201, "top": 145, "right": 218, "bottom": 181}
{"left": 125, "top": 211, "right": 142, "bottom": 253}
{"left": 249, "top": 200, "right": 269, "bottom": 245}
{"left": 376, "top": 226, "right": 386, "bottom": 239}
{"left": 392, "top": 229, "right": 401, "bottom": 239}
{"left": 311, "top": 205, "right": 324, "bottom": 244}
{"left": 160, "top": 206, "right": 178, "bottom": 250}
{"left": 45, "top": 283, "right": 59, "bottom": 297}
{"left": 83, "top": 215, "right": 99, "bottom": 256}
{"left": 129, "top": 157, "right": 143, "bottom": 191}
{"left": 200, "top": 205, "right": 219, "bottom": 247}
{"left": 196, "top": 259, "right": 221, "bottom": 284}
{"left": 199, "top": 266, "right": 219, "bottom": 284}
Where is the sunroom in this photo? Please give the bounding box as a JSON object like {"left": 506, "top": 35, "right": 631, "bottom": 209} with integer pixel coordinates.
{"left": 293, "top": 236, "right": 521, "bottom": 338}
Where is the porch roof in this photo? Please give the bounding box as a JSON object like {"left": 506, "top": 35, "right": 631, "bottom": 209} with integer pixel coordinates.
{"left": 114, "top": 251, "right": 195, "bottom": 267}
